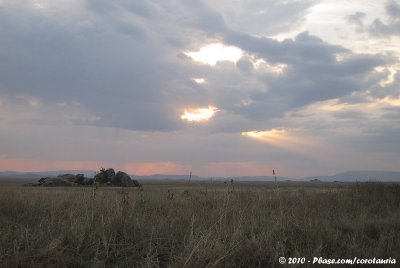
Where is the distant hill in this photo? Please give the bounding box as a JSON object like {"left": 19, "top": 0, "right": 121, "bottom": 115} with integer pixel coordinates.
{"left": 229, "top": 176, "right": 291, "bottom": 182}
{"left": 0, "top": 171, "right": 199, "bottom": 180}
{"left": 304, "top": 171, "right": 400, "bottom": 182}
{"left": 132, "top": 175, "right": 290, "bottom": 182}
{"left": 0, "top": 171, "right": 285, "bottom": 181}
{"left": 131, "top": 174, "right": 202, "bottom": 181}
{"left": 1, "top": 170, "right": 399, "bottom": 182}
{"left": 0, "top": 170, "right": 96, "bottom": 179}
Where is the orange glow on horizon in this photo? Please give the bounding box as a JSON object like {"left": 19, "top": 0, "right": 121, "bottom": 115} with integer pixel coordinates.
{"left": 0, "top": 158, "right": 191, "bottom": 176}
{"left": 0, "top": 157, "right": 317, "bottom": 178}
{"left": 121, "top": 162, "right": 191, "bottom": 175}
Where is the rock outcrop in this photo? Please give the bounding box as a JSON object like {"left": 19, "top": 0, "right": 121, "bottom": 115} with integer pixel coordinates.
{"left": 36, "top": 174, "right": 92, "bottom": 187}
{"left": 37, "top": 177, "right": 76, "bottom": 186}
{"left": 115, "top": 171, "right": 141, "bottom": 187}
{"left": 94, "top": 168, "right": 116, "bottom": 184}
{"left": 34, "top": 168, "right": 141, "bottom": 188}
{"left": 95, "top": 168, "right": 141, "bottom": 187}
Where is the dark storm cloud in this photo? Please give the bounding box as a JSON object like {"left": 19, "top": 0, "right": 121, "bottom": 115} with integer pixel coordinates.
{"left": 0, "top": 0, "right": 395, "bottom": 133}
{"left": 172, "top": 2, "right": 393, "bottom": 124}
{"left": 0, "top": 1, "right": 190, "bottom": 131}
{"left": 226, "top": 31, "right": 345, "bottom": 64}
{"left": 218, "top": 31, "right": 390, "bottom": 120}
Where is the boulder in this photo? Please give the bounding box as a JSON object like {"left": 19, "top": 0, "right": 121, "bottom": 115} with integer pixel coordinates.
{"left": 38, "top": 177, "right": 48, "bottom": 184}
{"left": 94, "top": 168, "right": 116, "bottom": 184}
{"left": 34, "top": 169, "right": 140, "bottom": 187}
{"left": 83, "top": 177, "right": 94, "bottom": 185}
{"left": 115, "top": 171, "right": 131, "bottom": 186}
{"left": 57, "top": 174, "right": 89, "bottom": 184}
{"left": 105, "top": 168, "right": 116, "bottom": 182}
{"left": 58, "top": 174, "right": 78, "bottom": 182}
{"left": 115, "top": 171, "right": 141, "bottom": 187}
{"left": 132, "top": 179, "right": 141, "bottom": 187}
{"left": 38, "top": 177, "right": 77, "bottom": 186}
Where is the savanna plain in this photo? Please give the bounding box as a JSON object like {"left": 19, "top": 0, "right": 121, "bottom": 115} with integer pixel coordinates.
{"left": 0, "top": 179, "right": 399, "bottom": 267}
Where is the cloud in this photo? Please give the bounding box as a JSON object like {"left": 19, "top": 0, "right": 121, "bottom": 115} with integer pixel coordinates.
{"left": 0, "top": 0, "right": 191, "bottom": 131}
{"left": 343, "top": 1, "right": 400, "bottom": 42}
{"left": 0, "top": 0, "right": 399, "bottom": 176}
{"left": 0, "top": 0, "right": 393, "bottom": 132}
{"left": 219, "top": 31, "right": 391, "bottom": 120}
{"left": 201, "top": 0, "right": 316, "bottom": 36}
{"left": 346, "top": 12, "right": 366, "bottom": 32}
{"left": 386, "top": 0, "right": 400, "bottom": 19}
{"left": 368, "top": 0, "right": 400, "bottom": 37}
{"left": 370, "top": 18, "right": 400, "bottom": 36}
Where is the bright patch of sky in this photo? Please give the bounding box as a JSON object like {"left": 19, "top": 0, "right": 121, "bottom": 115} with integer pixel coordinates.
{"left": 192, "top": 78, "right": 206, "bottom": 84}
{"left": 185, "top": 43, "right": 243, "bottom": 65}
{"left": 181, "top": 106, "right": 219, "bottom": 122}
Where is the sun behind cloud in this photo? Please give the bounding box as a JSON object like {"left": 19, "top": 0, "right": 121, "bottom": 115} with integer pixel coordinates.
{"left": 185, "top": 43, "right": 243, "bottom": 65}
{"left": 241, "top": 129, "right": 288, "bottom": 140}
{"left": 192, "top": 77, "right": 206, "bottom": 84}
{"left": 241, "top": 128, "right": 348, "bottom": 163}
{"left": 181, "top": 105, "right": 219, "bottom": 122}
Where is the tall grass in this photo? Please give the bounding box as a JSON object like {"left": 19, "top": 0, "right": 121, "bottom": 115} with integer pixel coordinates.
{"left": 0, "top": 182, "right": 399, "bottom": 267}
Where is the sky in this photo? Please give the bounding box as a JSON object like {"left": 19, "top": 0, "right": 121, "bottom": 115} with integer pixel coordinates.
{"left": 0, "top": 0, "right": 399, "bottom": 178}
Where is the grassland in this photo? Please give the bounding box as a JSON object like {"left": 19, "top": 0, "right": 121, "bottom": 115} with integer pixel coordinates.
{"left": 0, "top": 179, "right": 399, "bottom": 267}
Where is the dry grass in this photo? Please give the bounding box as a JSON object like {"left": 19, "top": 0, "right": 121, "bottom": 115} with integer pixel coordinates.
{"left": 0, "top": 180, "right": 399, "bottom": 267}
